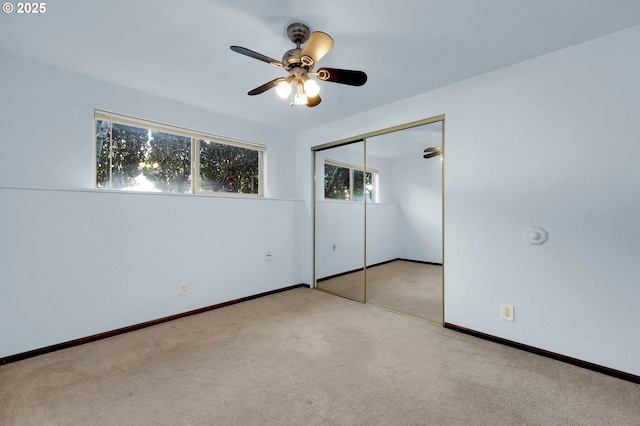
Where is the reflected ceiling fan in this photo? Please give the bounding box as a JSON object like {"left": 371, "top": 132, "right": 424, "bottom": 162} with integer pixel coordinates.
{"left": 423, "top": 147, "right": 443, "bottom": 159}
{"left": 230, "top": 23, "right": 367, "bottom": 107}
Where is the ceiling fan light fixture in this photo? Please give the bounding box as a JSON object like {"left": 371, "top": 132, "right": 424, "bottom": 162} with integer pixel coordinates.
{"left": 231, "top": 22, "right": 367, "bottom": 108}
{"left": 276, "top": 80, "right": 292, "bottom": 99}
{"left": 294, "top": 83, "right": 308, "bottom": 105}
{"left": 294, "top": 93, "right": 308, "bottom": 105}
{"left": 303, "top": 78, "right": 320, "bottom": 97}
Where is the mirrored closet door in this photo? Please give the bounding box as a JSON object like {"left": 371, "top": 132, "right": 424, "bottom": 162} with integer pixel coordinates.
{"left": 313, "top": 116, "right": 444, "bottom": 324}
{"left": 364, "top": 121, "right": 443, "bottom": 323}
{"left": 314, "top": 141, "right": 366, "bottom": 302}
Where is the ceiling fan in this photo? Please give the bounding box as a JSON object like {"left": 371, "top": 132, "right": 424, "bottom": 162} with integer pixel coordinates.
{"left": 230, "top": 23, "right": 368, "bottom": 107}
{"left": 423, "top": 147, "right": 443, "bottom": 159}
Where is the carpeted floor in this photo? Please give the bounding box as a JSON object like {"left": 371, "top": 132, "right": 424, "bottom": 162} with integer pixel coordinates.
{"left": 366, "top": 260, "right": 442, "bottom": 322}
{"left": 1, "top": 288, "right": 638, "bottom": 425}
{"left": 317, "top": 260, "right": 443, "bottom": 322}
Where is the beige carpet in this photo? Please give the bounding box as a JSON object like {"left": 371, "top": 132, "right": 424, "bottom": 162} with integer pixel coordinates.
{"left": 366, "top": 260, "right": 442, "bottom": 322}
{"left": 317, "top": 260, "right": 443, "bottom": 322}
{"left": 317, "top": 269, "right": 366, "bottom": 301}
{"left": 1, "top": 288, "right": 639, "bottom": 425}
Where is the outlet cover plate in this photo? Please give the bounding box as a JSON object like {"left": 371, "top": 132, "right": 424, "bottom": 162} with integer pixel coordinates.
{"left": 501, "top": 304, "right": 514, "bottom": 321}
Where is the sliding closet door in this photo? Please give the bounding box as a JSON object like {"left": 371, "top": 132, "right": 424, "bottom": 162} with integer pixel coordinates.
{"left": 314, "top": 141, "right": 366, "bottom": 302}
{"left": 365, "top": 121, "right": 443, "bottom": 322}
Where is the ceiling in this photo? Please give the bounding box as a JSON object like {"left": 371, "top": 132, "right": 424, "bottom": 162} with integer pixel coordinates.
{"left": 366, "top": 121, "right": 443, "bottom": 160}
{"left": 2, "top": 0, "right": 640, "bottom": 133}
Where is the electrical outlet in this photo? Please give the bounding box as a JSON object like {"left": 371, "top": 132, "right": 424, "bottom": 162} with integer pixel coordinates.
{"left": 265, "top": 251, "right": 272, "bottom": 262}
{"left": 501, "top": 304, "right": 514, "bottom": 321}
{"left": 179, "top": 282, "right": 188, "bottom": 296}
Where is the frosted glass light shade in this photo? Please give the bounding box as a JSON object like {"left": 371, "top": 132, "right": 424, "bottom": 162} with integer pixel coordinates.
{"left": 294, "top": 92, "right": 308, "bottom": 105}
{"left": 304, "top": 79, "right": 320, "bottom": 97}
{"left": 276, "top": 81, "right": 292, "bottom": 99}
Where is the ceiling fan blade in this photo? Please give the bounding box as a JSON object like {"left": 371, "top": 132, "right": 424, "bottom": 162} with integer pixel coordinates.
{"left": 230, "top": 46, "right": 284, "bottom": 67}
{"left": 316, "top": 68, "right": 368, "bottom": 86}
{"left": 248, "top": 78, "right": 285, "bottom": 96}
{"left": 423, "top": 152, "right": 441, "bottom": 159}
{"left": 300, "top": 32, "right": 334, "bottom": 66}
{"left": 424, "top": 147, "right": 442, "bottom": 153}
{"left": 307, "top": 94, "right": 321, "bottom": 107}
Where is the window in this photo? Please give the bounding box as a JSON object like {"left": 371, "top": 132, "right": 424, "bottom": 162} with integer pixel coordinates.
{"left": 324, "top": 160, "right": 376, "bottom": 202}
{"left": 199, "top": 140, "right": 260, "bottom": 194}
{"left": 95, "top": 111, "right": 264, "bottom": 196}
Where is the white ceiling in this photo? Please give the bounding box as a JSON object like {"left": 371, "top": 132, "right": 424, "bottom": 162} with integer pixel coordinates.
{"left": 2, "top": 0, "right": 640, "bottom": 133}
{"left": 366, "top": 121, "right": 443, "bottom": 160}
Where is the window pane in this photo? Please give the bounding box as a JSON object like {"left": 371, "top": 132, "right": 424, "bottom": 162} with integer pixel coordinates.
{"left": 353, "top": 170, "right": 374, "bottom": 202}
{"left": 353, "top": 170, "right": 366, "bottom": 202}
{"left": 143, "top": 131, "right": 192, "bottom": 193}
{"left": 95, "top": 120, "right": 111, "bottom": 187}
{"left": 95, "top": 121, "right": 192, "bottom": 192}
{"left": 199, "top": 140, "right": 260, "bottom": 194}
{"left": 95, "top": 121, "right": 149, "bottom": 189}
{"left": 325, "top": 164, "right": 351, "bottom": 200}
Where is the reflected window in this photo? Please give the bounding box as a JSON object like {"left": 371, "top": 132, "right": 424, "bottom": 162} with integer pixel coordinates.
{"left": 353, "top": 170, "right": 374, "bottom": 202}
{"left": 324, "top": 160, "right": 376, "bottom": 202}
{"left": 324, "top": 163, "right": 351, "bottom": 200}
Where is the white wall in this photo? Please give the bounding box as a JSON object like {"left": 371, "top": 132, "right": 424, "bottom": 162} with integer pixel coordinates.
{"left": 0, "top": 53, "right": 302, "bottom": 358}
{"left": 0, "top": 189, "right": 298, "bottom": 357}
{"left": 314, "top": 145, "right": 404, "bottom": 277}
{"left": 314, "top": 144, "right": 365, "bottom": 278}
{"left": 295, "top": 25, "right": 640, "bottom": 376}
{"left": 315, "top": 201, "right": 365, "bottom": 278}
{"left": 364, "top": 153, "right": 403, "bottom": 265}
{"left": 391, "top": 154, "right": 443, "bottom": 264}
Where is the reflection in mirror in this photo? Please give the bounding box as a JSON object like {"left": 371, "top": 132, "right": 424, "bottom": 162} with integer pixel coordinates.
{"left": 314, "top": 141, "right": 366, "bottom": 302}
{"left": 365, "top": 121, "right": 443, "bottom": 322}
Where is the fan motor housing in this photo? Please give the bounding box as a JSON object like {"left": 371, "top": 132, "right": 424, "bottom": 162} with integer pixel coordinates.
{"left": 287, "top": 23, "right": 310, "bottom": 45}
{"left": 282, "top": 48, "right": 303, "bottom": 67}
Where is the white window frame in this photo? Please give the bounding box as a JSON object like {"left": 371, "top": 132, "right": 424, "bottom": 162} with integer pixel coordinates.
{"left": 324, "top": 159, "right": 378, "bottom": 203}
{"left": 94, "top": 110, "right": 265, "bottom": 196}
